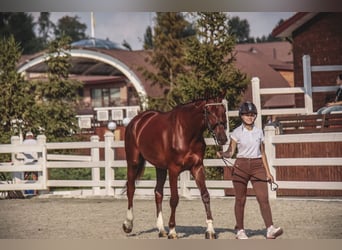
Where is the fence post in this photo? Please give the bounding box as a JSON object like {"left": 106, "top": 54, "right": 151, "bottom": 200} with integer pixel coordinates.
{"left": 252, "top": 77, "right": 262, "bottom": 129}
{"left": 91, "top": 135, "right": 100, "bottom": 195}
{"left": 37, "top": 135, "right": 47, "bottom": 191}
{"left": 222, "top": 98, "right": 230, "bottom": 152}
{"left": 264, "top": 124, "right": 277, "bottom": 199}
{"left": 104, "top": 131, "right": 115, "bottom": 196}
{"left": 11, "top": 136, "right": 23, "bottom": 182}
{"left": 303, "top": 55, "right": 313, "bottom": 114}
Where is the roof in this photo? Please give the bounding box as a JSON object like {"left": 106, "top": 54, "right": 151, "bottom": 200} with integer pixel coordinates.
{"left": 71, "top": 38, "right": 128, "bottom": 50}
{"left": 272, "top": 12, "right": 319, "bottom": 37}
{"left": 235, "top": 42, "right": 293, "bottom": 70}
{"left": 234, "top": 49, "right": 294, "bottom": 107}
{"left": 18, "top": 41, "right": 294, "bottom": 108}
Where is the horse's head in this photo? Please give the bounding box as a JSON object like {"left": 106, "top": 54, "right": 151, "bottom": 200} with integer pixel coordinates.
{"left": 204, "top": 101, "right": 228, "bottom": 146}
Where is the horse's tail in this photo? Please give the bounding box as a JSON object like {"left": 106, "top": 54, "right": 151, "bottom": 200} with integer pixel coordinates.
{"left": 133, "top": 154, "right": 146, "bottom": 181}
{"left": 121, "top": 155, "right": 146, "bottom": 195}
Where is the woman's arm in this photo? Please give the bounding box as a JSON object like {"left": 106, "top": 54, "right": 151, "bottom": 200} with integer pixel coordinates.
{"left": 217, "top": 138, "right": 237, "bottom": 158}
{"left": 260, "top": 142, "right": 274, "bottom": 182}
{"left": 327, "top": 100, "right": 342, "bottom": 106}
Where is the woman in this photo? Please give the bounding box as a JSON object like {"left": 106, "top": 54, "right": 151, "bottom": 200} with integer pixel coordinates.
{"left": 317, "top": 74, "right": 342, "bottom": 114}
{"left": 217, "top": 101, "right": 283, "bottom": 239}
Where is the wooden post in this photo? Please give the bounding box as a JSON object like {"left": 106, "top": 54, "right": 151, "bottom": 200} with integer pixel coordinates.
{"left": 222, "top": 98, "right": 230, "bottom": 152}
{"left": 104, "top": 131, "right": 115, "bottom": 196}
{"left": 91, "top": 135, "right": 100, "bottom": 195}
{"left": 11, "top": 136, "right": 23, "bottom": 182}
{"left": 303, "top": 55, "right": 313, "bottom": 114}
{"left": 37, "top": 135, "right": 47, "bottom": 191}
{"left": 264, "top": 125, "right": 277, "bottom": 199}
{"left": 251, "top": 77, "right": 262, "bottom": 129}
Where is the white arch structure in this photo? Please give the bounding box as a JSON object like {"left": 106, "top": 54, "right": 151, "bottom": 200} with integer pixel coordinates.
{"left": 17, "top": 49, "right": 148, "bottom": 109}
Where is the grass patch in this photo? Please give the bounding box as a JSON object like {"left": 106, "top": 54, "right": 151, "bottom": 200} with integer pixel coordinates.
{"left": 115, "top": 167, "right": 156, "bottom": 180}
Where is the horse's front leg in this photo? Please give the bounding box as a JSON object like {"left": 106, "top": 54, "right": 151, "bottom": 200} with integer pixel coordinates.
{"left": 155, "top": 168, "right": 168, "bottom": 237}
{"left": 167, "top": 169, "right": 180, "bottom": 239}
{"left": 191, "top": 165, "right": 217, "bottom": 239}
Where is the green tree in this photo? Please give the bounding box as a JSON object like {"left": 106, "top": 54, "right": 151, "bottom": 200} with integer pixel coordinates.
{"left": 31, "top": 36, "right": 83, "bottom": 141}
{"left": 0, "top": 12, "right": 41, "bottom": 54}
{"left": 54, "top": 15, "right": 88, "bottom": 42}
{"left": 36, "top": 12, "right": 56, "bottom": 49}
{"left": 143, "top": 26, "right": 153, "bottom": 49}
{"left": 142, "top": 12, "right": 192, "bottom": 111}
{"left": 0, "top": 36, "right": 36, "bottom": 145}
{"left": 169, "top": 12, "right": 248, "bottom": 179}
{"left": 172, "top": 12, "right": 248, "bottom": 107}
{"left": 228, "top": 16, "right": 251, "bottom": 44}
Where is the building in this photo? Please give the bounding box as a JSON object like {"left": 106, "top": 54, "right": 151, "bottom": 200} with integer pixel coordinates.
{"left": 18, "top": 38, "right": 294, "bottom": 137}
{"left": 272, "top": 12, "right": 342, "bottom": 111}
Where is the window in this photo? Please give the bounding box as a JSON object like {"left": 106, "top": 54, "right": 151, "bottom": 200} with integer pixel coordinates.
{"left": 91, "top": 87, "right": 121, "bottom": 107}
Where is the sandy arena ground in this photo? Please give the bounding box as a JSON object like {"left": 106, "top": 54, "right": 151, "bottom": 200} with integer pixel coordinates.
{"left": 0, "top": 196, "right": 341, "bottom": 239}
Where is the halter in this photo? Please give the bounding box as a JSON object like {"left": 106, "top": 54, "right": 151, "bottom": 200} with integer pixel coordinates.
{"left": 204, "top": 103, "right": 227, "bottom": 142}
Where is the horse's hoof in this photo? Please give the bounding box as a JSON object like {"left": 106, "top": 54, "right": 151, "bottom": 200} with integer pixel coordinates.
{"left": 167, "top": 233, "right": 179, "bottom": 239}
{"left": 205, "top": 231, "right": 217, "bottom": 239}
{"left": 158, "top": 230, "right": 168, "bottom": 238}
{"left": 122, "top": 223, "right": 132, "bottom": 233}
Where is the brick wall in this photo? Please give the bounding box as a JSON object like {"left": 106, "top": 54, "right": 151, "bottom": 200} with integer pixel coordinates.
{"left": 293, "top": 13, "right": 342, "bottom": 111}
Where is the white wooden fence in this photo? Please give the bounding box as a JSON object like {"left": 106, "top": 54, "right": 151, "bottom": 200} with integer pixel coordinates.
{"left": 1, "top": 129, "right": 341, "bottom": 199}
{"left": 1, "top": 55, "right": 342, "bottom": 199}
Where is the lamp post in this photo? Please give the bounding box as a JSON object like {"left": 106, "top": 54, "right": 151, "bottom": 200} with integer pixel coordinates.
{"left": 107, "top": 121, "right": 117, "bottom": 132}
{"left": 122, "top": 117, "right": 131, "bottom": 127}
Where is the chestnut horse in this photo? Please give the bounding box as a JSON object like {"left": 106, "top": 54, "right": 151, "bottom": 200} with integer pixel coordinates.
{"left": 122, "top": 97, "right": 228, "bottom": 239}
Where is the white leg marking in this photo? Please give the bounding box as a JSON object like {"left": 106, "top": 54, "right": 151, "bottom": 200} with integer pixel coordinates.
{"left": 206, "top": 219, "right": 215, "bottom": 233}
{"left": 126, "top": 208, "right": 134, "bottom": 221}
{"left": 123, "top": 208, "right": 134, "bottom": 229}
{"left": 168, "top": 227, "right": 177, "bottom": 236}
{"left": 156, "top": 211, "right": 165, "bottom": 232}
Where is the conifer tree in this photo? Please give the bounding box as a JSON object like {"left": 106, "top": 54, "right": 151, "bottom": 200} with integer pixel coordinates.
{"left": 142, "top": 12, "right": 191, "bottom": 111}
{"left": 31, "top": 36, "right": 83, "bottom": 141}
{"left": 0, "top": 36, "right": 35, "bottom": 144}
{"left": 171, "top": 12, "right": 248, "bottom": 109}
{"left": 169, "top": 12, "right": 249, "bottom": 180}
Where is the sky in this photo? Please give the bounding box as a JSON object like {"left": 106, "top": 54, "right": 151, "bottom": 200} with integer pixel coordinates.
{"left": 31, "top": 12, "right": 295, "bottom": 50}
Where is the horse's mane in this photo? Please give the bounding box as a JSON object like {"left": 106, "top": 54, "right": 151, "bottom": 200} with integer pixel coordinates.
{"left": 176, "top": 93, "right": 223, "bottom": 108}
{"left": 144, "top": 91, "right": 224, "bottom": 113}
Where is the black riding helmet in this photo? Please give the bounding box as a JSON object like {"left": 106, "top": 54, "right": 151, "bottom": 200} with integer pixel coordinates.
{"left": 239, "top": 101, "right": 258, "bottom": 116}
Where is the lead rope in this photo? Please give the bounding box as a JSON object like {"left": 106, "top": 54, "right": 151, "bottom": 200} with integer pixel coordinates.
{"left": 220, "top": 156, "right": 278, "bottom": 191}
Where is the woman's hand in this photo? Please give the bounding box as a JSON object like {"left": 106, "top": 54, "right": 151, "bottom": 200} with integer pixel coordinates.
{"left": 266, "top": 173, "right": 274, "bottom": 183}
{"left": 217, "top": 151, "right": 231, "bottom": 158}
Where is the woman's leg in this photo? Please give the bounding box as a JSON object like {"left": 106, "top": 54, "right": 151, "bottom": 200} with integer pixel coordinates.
{"left": 251, "top": 180, "right": 273, "bottom": 228}
{"left": 232, "top": 159, "right": 249, "bottom": 230}
{"left": 233, "top": 180, "right": 248, "bottom": 230}
{"left": 250, "top": 159, "right": 273, "bottom": 228}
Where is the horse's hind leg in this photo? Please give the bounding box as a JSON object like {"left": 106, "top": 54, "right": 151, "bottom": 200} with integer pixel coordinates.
{"left": 191, "top": 165, "right": 217, "bottom": 239}
{"left": 122, "top": 154, "right": 145, "bottom": 234}
{"left": 167, "top": 168, "right": 180, "bottom": 239}
{"left": 122, "top": 164, "right": 135, "bottom": 233}
{"left": 155, "top": 168, "right": 168, "bottom": 237}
